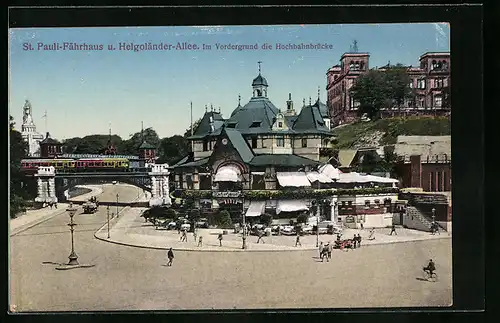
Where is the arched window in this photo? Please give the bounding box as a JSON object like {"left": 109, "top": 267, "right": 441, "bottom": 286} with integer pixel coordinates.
{"left": 334, "top": 75, "right": 338, "bottom": 80}
{"left": 360, "top": 61, "right": 364, "bottom": 70}
{"left": 257, "top": 89, "right": 262, "bottom": 97}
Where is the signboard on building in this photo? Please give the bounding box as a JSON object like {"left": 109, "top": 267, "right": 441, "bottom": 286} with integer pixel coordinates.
{"left": 212, "top": 191, "right": 241, "bottom": 198}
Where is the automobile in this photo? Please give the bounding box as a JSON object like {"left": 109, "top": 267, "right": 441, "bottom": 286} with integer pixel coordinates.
{"left": 167, "top": 221, "right": 177, "bottom": 230}
{"left": 252, "top": 224, "right": 265, "bottom": 230}
{"left": 280, "top": 225, "right": 296, "bottom": 235}
{"left": 180, "top": 223, "right": 191, "bottom": 231}
{"left": 112, "top": 181, "right": 117, "bottom": 185}
{"left": 327, "top": 224, "right": 343, "bottom": 235}
{"left": 301, "top": 224, "right": 314, "bottom": 234}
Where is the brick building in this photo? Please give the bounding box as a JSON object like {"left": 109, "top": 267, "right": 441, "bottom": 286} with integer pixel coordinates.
{"left": 326, "top": 48, "right": 451, "bottom": 127}
{"left": 393, "top": 136, "right": 451, "bottom": 192}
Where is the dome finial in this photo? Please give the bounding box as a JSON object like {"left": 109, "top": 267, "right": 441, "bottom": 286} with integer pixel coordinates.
{"left": 258, "top": 61, "right": 262, "bottom": 74}
{"left": 318, "top": 86, "right": 320, "bottom": 100}
{"left": 205, "top": 104, "right": 207, "bottom": 112}
{"left": 309, "top": 97, "right": 312, "bottom": 106}
{"left": 238, "top": 94, "right": 241, "bottom": 106}
{"left": 303, "top": 98, "right": 306, "bottom": 107}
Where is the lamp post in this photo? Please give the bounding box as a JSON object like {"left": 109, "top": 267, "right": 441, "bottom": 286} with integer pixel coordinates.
{"left": 66, "top": 205, "right": 79, "bottom": 266}
{"left": 241, "top": 188, "right": 247, "bottom": 250}
{"left": 316, "top": 180, "right": 321, "bottom": 248}
{"left": 432, "top": 207, "right": 436, "bottom": 223}
{"left": 107, "top": 205, "right": 110, "bottom": 238}
{"left": 116, "top": 193, "right": 119, "bottom": 217}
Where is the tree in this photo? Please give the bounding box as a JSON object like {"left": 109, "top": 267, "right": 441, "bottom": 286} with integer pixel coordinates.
{"left": 119, "top": 127, "right": 160, "bottom": 156}
{"left": 296, "top": 212, "right": 309, "bottom": 224}
{"left": 157, "top": 135, "right": 189, "bottom": 164}
{"left": 441, "top": 86, "right": 451, "bottom": 110}
{"left": 10, "top": 116, "right": 28, "bottom": 218}
{"left": 216, "top": 210, "right": 232, "bottom": 228}
{"left": 184, "top": 118, "right": 202, "bottom": 138}
{"left": 350, "top": 66, "right": 412, "bottom": 120}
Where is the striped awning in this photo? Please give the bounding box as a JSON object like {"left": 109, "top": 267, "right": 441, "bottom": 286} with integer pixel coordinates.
{"left": 245, "top": 201, "right": 265, "bottom": 217}
{"left": 214, "top": 165, "right": 242, "bottom": 182}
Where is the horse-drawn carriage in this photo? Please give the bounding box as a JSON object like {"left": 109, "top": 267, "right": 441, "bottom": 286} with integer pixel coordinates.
{"left": 333, "top": 238, "right": 355, "bottom": 250}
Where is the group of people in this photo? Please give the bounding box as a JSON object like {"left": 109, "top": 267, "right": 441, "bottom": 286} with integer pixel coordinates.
{"left": 179, "top": 229, "right": 204, "bottom": 247}
{"left": 46, "top": 201, "right": 58, "bottom": 209}
{"left": 319, "top": 242, "right": 332, "bottom": 262}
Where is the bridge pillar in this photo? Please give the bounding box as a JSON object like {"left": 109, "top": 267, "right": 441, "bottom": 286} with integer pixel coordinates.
{"left": 34, "top": 166, "right": 58, "bottom": 204}
{"left": 148, "top": 164, "right": 171, "bottom": 207}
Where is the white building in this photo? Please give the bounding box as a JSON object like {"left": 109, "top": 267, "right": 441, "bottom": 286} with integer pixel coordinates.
{"left": 20, "top": 100, "right": 44, "bottom": 157}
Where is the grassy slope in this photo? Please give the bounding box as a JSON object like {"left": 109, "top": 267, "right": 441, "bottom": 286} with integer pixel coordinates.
{"left": 331, "top": 116, "right": 451, "bottom": 149}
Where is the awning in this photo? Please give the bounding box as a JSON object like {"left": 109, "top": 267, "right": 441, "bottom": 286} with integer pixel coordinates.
{"left": 276, "top": 200, "right": 309, "bottom": 214}
{"left": 306, "top": 171, "right": 334, "bottom": 183}
{"left": 337, "top": 172, "right": 399, "bottom": 184}
{"left": 318, "top": 164, "right": 341, "bottom": 180}
{"left": 251, "top": 172, "right": 265, "bottom": 175}
{"left": 276, "top": 172, "right": 311, "bottom": 187}
{"left": 245, "top": 201, "right": 265, "bottom": 217}
{"left": 214, "top": 165, "right": 241, "bottom": 182}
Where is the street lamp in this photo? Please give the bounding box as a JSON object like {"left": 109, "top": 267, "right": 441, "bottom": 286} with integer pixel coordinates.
{"left": 116, "top": 193, "right": 119, "bottom": 217}
{"left": 66, "top": 205, "right": 79, "bottom": 266}
{"left": 107, "top": 205, "right": 110, "bottom": 238}
{"left": 241, "top": 187, "right": 247, "bottom": 250}
{"left": 432, "top": 207, "right": 436, "bottom": 223}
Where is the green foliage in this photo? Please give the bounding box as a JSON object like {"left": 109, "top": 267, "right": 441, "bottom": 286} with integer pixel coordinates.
{"left": 216, "top": 210, "right": 232, "bottom": 228}
{"left": 10, "top": 116, "right": 28, "bottom": 218}
{"left": 143, "top": 206, "right": 175, "bottom": 219}
{"left": 63, "top": 135, "right": 123, "bottom": 154}
{"left": 119, "top": 127, "right": 160, "bottom": 156}
{"left": 331, "top": 117, "right": 451, "bottom": 149}
{"left": 350, "top": 67, "right": 413, "bottom": 120}
{"left": 157, "top": 135, "right": 189, "bottom": 165}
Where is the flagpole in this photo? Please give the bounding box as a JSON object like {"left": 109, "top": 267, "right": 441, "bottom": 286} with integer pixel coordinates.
{"left": 190, "top": 101, "right": 194, "bottom": 153}
{"left": 44, "top": 110, "right": 47, "bottom": 134}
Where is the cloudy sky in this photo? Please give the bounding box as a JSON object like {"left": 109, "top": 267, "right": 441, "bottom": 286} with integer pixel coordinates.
{"left": 9, "top": 23, "right": 450, "bottom": 140}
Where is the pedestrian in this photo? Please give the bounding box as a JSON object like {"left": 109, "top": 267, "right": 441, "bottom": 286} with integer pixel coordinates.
{"left": 353, "top": 234, "right": 357, "bottom": 249}
{"left": 197, "top": 236, "right": 203, "bottom": 247}
{"left": 49, "top": 202, "right": 53, "bottom": 209}
{"left": 218, "top": 233, "right": 223, "bottom": 247}
{"left": 54, "top": 203, "right": 58, "bottom": 209}
{"left": 193, "top": 230, "right": 197, "bottom": 243}
{"left": 295, "top": 234, "right": 302, "bottom": 247}
{"left": 390, "top": 224, "right": 397, "bottom": 235}
{"left": 360, "top": 221, "right": 364, "bottom": 230}
{"left": 357, "top": 234, "right": 362, "bottom": 248}
{"left": 319, "top": 242, "right": 324, "bottom": 258}
{"left": 167, "top": 248, "right": 174, "bottom": 266}
{"left": 256, "top": 231, "right": 265, "bottom": 244}
{"left": 368, "top": 228, "right": 375, "bottom": 240}
{"left": 327, "top": 242, "right": 333, "bottom": 259}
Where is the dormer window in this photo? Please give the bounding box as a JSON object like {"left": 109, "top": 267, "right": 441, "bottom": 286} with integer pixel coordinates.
{"left": 278, "top": 122, "right": 283, "bottom": 128}
{"left": 250, "top": 121, "right": 262, "bottom": 128}
{"left": 317, "top": 121, "right": 325, "bottom": 127}
{"left": 227, "top": 122, "right": 237, "bottom": 128}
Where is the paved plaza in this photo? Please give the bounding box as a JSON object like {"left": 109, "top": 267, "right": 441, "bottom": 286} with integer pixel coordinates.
{"left": 9, "top": 185, "right": 453, "bottom": 311}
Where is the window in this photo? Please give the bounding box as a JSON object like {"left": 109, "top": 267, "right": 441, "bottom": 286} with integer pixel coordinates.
{"left": 301, "top": 138, "right": 307, "bottom": 148}
{"left": 251, "top": 137, "right": 258, "bottom": 149}
{"left": 417, "top": 79, "right": 426, "bottom": 89}
{"left": 256, "top": 89, "right": 262, "bottom": 97}
{"left": 250, "top": 121, "right": 261, "bottom": 128}
{"left": 409, "top": 80, "right": 414, "bottom": 88}
{"left": 202, "top": 140, "right": 208, "bottom": 151}
{"left": 278, "top": 122, "right": 283, "bottom": 128}
{"left": 430, "top": 172, "right": 435, "bottom": 191}
{"left": 276, "top": 137, "right": 284, "bottom": 147}
{"left": 341, "top": 201, "right": 346, "bottom": 206}
{"left": 434, "top": 95, "right": 442, "bottom": 108}
{"left": 437, "top": 171, "right": 443, "bottom": 192}
{"left": 347, "top": 201, "right": 352, "bottom": 206}
{"left": 443, "top": 172, "right": 448, "bottom": 191}
{"left": 227, "top": 122, "right": 237, "bottom": 128}
{"left": 435, "top": 78, "right": 444, "bottom": 88}
{"left": 262, "top": 138, "right": 267, "bottom": 148}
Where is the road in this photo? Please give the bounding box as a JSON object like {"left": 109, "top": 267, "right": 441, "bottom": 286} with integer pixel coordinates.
{"left": 9, "top": 184, "right": 452, "bottom": 311}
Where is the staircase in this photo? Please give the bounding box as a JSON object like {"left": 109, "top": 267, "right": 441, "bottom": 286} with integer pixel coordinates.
{"left": 406, "top": 206, "right": 446, "bottom": 233}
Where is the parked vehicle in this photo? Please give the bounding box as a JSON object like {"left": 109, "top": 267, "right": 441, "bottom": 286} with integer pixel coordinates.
{"left": 195, "top": 218, "right": 209, "bottom": 228}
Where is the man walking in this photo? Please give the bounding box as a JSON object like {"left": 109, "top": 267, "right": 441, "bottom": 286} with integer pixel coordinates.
{"left": 167, "top": 248, "right": 174, "bottom": 267}
{"left": 193, "top": 230, "right": 197, "bottom": 243}
{"left": 197, "top": 236, "right": 203, "bottom": 247}
{"left": 218, "top": 233, "right": 223, "bottom": 247}
{"left": 181, "top": 230, "right": 188, "bottom": 242}
{"left": 295, "top": 234, "right": 302, "bottom": 247}
{"left": 256, "top": 231, "right": 265, "bottom": 244}
{"left": 357, "top": 234, "right": 362, "bottom": 248}
{"left": 390, "top": 224, "right": 397, "bottom": 235}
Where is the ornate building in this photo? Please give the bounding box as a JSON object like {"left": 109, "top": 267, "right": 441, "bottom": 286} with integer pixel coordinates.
{"left": 326, "top": 46, "right": 451, "bottom": 127}
{"left": 170, "top": 66, "right": 399, "bottom": 227}
{"left": 20, "top": 100, "right": 44, "bottom": 157}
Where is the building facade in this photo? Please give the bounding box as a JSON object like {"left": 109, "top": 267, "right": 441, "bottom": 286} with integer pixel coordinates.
{"left": 20, "top": 100, "right": 44, "bottom": 157}
{"left": 170, "top": 68, "right": 400, "bottom": 227}
{"left": 326, "top": 50, "right": 451, "bottom": 127}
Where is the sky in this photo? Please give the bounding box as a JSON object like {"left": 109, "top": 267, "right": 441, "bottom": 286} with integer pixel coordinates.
{"left": 9, "top": 23, "right": 450, "bottom": 141}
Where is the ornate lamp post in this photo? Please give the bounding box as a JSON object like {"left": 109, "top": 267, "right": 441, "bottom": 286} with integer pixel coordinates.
{"left": 66, "top": 205, "right": 79, "bottom": 266}
{"left": 116, "top": 193, "right": 119, "bottom": 217}
{"left": 107, "top": 205, "right": 110, "bottom": 238}
{"left": 432, "top": 207, "right": 436, "bottom": 223}
{"left": 241, "top": 187, "right": 247, "bottom": 250}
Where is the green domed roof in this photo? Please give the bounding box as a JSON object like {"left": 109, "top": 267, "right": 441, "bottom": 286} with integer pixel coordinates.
{"left": 252, "top": 74, "right": 268, "bottom": 87}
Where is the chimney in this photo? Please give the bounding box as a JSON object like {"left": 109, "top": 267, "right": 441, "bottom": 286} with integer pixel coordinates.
{"left": 410, "top": 155, "right": 422, "bottom": 188}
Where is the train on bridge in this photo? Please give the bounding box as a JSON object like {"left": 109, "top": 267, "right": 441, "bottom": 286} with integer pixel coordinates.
{"left": 20, "top": 155, "right": 152, "bottom": 175}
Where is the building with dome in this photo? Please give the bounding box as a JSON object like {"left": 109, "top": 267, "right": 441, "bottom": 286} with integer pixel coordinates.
{"left": 170, "top": 65, "right": 399, "bottom": 227}
{"left": 20, "top": 100, "right": 45, "bottom": 157}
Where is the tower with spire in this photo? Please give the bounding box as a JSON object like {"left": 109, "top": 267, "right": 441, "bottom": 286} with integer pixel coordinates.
{"left": 284, "top": 93, "right": 296, "bottom": 116}
{"left": 104, "top": 123, "right": 117, "bottom": 155}
{"left": 252, "top": 61, "right": 268, "bottom": 98}
{"left": 138, "top": 121, "right": 157, "bottom": 164}
{"left": 20, "top": 100, "right": 44, "bottom": 157}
